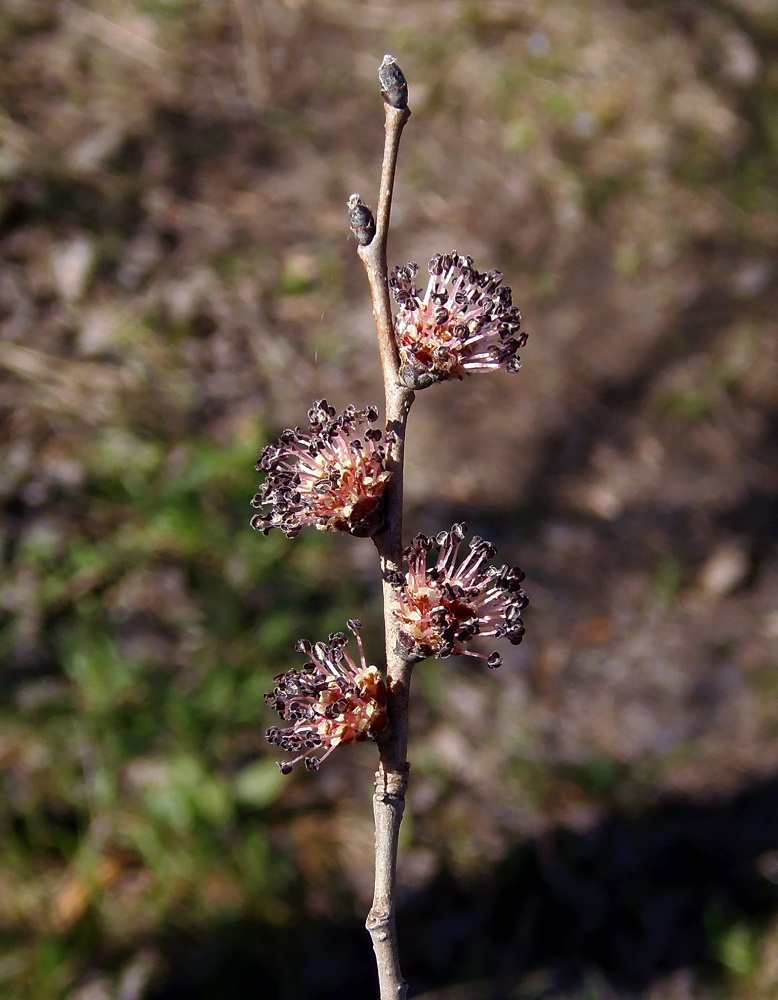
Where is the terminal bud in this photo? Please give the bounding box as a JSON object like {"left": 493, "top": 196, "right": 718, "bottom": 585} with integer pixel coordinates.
{"left": 379, "top": 54, "right": 408, "bottom": 110}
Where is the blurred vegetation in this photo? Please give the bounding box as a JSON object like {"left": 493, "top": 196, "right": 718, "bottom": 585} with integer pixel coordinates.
{"left": 1, "top": 1, "right": 778, "bottom": 998}
{"left": 0, "top": 417, "right": 373, "bottom": 997}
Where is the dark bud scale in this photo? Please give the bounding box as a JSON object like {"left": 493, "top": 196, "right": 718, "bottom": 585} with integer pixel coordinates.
{"left": 348, "top": 193, "right": 376, "bottom": 247}
{"left": 379, "top": 54, "right": 409, "bottom": 110}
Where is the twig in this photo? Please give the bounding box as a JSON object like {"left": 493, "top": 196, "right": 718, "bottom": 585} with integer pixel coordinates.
{"left": 352, "top": 55, "right": 414, "bottom": 1000}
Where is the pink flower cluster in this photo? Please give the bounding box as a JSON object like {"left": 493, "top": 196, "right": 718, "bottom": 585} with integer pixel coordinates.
{"left": 265, "top": 621, "right": 388, "bottom": 773}
{"left": 390, "top": 252, "right": 527, "bottom": 389}
{"left": 256, "top": 251, "right": 531, "bottom": 776}
{"left": 251, "top": 400, "right": 395, "bottom": 538}
{"left": 392, "top": 523, "right": 528, "bottom": 667}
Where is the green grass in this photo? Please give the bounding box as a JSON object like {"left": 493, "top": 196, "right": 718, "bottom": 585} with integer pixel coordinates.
{"left": 0, "top": 418, "right": 369, "bottom": 996}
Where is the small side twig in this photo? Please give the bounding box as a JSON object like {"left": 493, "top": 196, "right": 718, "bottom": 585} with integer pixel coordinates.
{"left": 351, "top": 54, "right": 413, "bottom": 1000}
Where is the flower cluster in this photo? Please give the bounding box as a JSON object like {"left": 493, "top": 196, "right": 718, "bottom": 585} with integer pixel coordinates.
{"left": 389, "top": 252, "right": 527, "bottom": 389}
{"left": 265, "top": 620, "right": 388, "bottom": 773}
{"left": 251, "top": 400, "right": 395, "bottom": 538}
{"left": 391, "top": 523, "right": 528, "bottom": 667}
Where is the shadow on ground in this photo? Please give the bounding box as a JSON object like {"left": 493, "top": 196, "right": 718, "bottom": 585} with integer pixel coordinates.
{"left": 148, "top": 774, "right": 778, "bottom": 1000}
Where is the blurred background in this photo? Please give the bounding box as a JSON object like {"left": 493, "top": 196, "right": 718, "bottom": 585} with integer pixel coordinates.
{"left": 1, "top": 1, "right": 777, "bottom": 998}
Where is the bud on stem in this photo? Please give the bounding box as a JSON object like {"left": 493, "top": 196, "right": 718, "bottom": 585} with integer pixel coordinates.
{"left": 348, "top": 193, "right": 376, "bottom": 247}
{"left": 379, "top": 54, "right": 408, "bottom": 110}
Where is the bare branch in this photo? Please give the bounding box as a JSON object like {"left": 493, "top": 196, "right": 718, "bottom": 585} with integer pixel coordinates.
{"left": 351, "top": 54, "right": 414, "bottom": 1000}
{"left": 356, "top": 56, "right": 410, "bottom": 396}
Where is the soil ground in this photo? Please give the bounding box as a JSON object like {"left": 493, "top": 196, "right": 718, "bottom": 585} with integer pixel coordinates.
{"left": 1, "top": 2, "right": 777, "bottom": 998}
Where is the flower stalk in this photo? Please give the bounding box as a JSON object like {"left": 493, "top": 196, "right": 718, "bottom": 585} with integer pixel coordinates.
{"left": 354, "top": 55, "right": 414, "bottom": 1000}
{"left": 256, "top": 53, "right": 529, "bottom": 1000}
